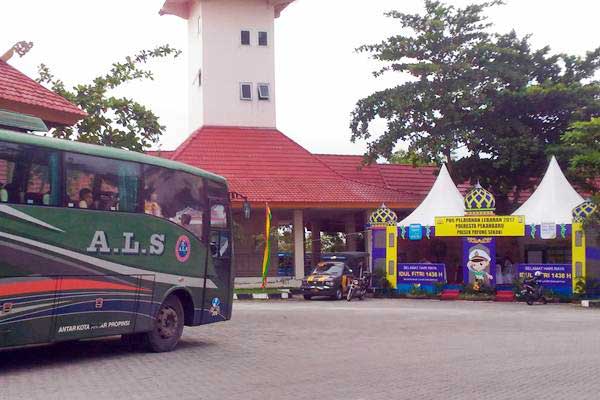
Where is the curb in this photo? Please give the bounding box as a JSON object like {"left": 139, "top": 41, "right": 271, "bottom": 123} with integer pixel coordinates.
{"left": 234, "top": 292, "right": 294, "bottom": 300}
{"left": 581, "top": 300, "right": 600, "bottom": 308}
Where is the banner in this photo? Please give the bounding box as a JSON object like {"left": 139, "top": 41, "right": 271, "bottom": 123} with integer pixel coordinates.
{"left": 261, "top": 204, "right": 272, "bottom": 288}
{"left": 517, "top": 264, "right": 572, "bottom": 287}
{"left": 540, "top": 222, "right": 557, "bottom": 239}
{"left": 462, "top": 237, "right": 496, "bottom": 287}
{"left": 435, "top": 215, "right": 525, "bottom": 237}
{"left": 397, "top": 263, "right": 446, "bottom": 285}
{"left": 408, "top": 224, "right": 422, "bottom": 240}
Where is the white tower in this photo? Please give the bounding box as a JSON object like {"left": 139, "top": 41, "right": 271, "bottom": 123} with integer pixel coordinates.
{"left": 160, "top": 0, "right": 294, "bottom": 131}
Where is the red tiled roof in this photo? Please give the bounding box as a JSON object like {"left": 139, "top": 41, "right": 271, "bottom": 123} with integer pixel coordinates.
{"left": 146, "top": 150, "right": 175, "bottom": 159}
{"left": 315, "top": 154, "right": 444, "bottom": 198}
{"left": 314, "top": 154, "right": 387, "bottom": 187}
{"left": 0, "top": 60, "right": 86, "bottom": 127}
{"left": 169, "top": 126, "right": 423, "bottom": 208}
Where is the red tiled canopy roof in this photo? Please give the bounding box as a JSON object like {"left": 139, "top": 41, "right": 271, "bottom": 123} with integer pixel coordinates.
{"left": 315, "top": 154, "right": 443, "bottom": 198}
{"left": 165, "top": 126, "right": 428, "bottom": 208}
{"left": 0, "top": 60, "right": 86, "bottom": 127}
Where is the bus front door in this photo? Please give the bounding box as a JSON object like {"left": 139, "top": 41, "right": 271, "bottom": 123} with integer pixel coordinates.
{"left": 203, "top": 199, "right": 232, "bottom": 322}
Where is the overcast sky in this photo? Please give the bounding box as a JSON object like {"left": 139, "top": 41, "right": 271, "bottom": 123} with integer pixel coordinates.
{"left": 1, "top": 0, "right": 598, "bottom": 155}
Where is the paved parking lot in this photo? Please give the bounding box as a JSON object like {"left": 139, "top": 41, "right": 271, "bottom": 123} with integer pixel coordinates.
{"left": 1, "top": 299, "right": 600, "bottom": 400}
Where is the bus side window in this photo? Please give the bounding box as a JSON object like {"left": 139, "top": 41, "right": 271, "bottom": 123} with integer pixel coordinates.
{"left": 64, "top": 152, "right": 140, "bottom": 212}
{"left": 0, "top": 142, "right": 59, "bottom": 206}
{"left": 143, "top": 165, "right": 206, "bottom": 241}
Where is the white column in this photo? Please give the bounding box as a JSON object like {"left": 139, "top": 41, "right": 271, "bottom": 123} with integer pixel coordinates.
{"left": 293, "top": 209, "right": 304, "bottom": 279}
{"left": 365, "top": 210, "right": 373, "bottom": 271}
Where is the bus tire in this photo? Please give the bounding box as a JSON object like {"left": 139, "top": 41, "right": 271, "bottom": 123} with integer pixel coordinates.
{"left": 146, "top": 295, "right": 185, "bottom": 353}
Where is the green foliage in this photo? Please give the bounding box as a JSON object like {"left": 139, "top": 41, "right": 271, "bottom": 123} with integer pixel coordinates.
{"left": 37, "top": 45, "right": 182, "bottom": 152}
{"left": 408, "top": 283, "right": 427, "bottom": 297}
{"left": 351, "top": 0, "right": 600, "bottom": 212}
{"left": 388, "top": 149, "right": 443, "bottom": 166}
{"left": 433, "top": 282, "right": 445, "bottom": 295}
{"left": 463, "top": 282, "right": 494, "bottom": 295}
{"left": 573, "top": 277, "right": 600, "bottom": 299}
{"left": 557, "top": 118, "right": 600, "bottom": 186}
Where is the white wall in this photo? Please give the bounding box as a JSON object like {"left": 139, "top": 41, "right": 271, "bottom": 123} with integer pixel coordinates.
{"left": 187, "top": 0, "right": 277, "bottom": 130}
{"left": 188, "top": 2, "right": 204, "bottom": 132}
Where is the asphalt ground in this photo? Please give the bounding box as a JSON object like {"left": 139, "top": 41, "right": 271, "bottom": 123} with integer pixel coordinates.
{"left": 1, "top": 299, "right": 600, "bottom": 400}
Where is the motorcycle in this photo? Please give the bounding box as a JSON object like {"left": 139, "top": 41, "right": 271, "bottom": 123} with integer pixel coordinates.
{"left": 347, "top": 270, "right": 370, "bottom": 301}
{"left": 518, "top": 279, "right": 547, "bottom": 305}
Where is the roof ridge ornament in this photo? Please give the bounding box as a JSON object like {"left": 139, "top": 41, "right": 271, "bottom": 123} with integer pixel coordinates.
{"left": 1, "top": 41, "right": 33, "bottom": 62}
{"left": 369, "top": 203, "right": 398, "bottom": 227}
{"left": 464, "top": 182, "right": 496, "bottom": 214}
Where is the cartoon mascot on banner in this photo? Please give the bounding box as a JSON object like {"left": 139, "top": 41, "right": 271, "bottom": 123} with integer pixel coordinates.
{"left": 467, "top": 244, "right": 493, "bottom": 291}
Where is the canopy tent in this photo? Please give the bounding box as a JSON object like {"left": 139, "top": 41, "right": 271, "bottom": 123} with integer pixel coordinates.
{"left": 512, "top": 156, "right": 584, "bottom": 225}
{"left": 398, "top": 164, "right": 464, "bottom": 227}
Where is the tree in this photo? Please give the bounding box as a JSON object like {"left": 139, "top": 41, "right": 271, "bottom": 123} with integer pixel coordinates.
{"left": 388, "top": 149, "right": 442, "bottom": 166}
{"left": 37, "top": 45, "right": 181, "bottom": 152}
{"left": 558, "top": 118, "right": 600, "bottom": 227}
{"left": 351, "top": 1, "right": 600, "bottom": 211}
{"left": 559, "top": 118, "right": 600, "bottom": 184}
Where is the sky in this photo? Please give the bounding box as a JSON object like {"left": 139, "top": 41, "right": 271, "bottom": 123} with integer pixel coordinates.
{"left": 1, "top": 0, "right": 599, "bottom": 155}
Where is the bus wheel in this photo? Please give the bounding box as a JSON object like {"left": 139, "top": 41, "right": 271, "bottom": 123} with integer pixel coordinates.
{"left": 146, "top": 295, "right": 184, "bottom": 352}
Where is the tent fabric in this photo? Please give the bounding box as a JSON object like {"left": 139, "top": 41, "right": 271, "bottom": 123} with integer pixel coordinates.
{"left": 398, "top": 164, "right": 464, "bottom": 227}
{"left": 512, "top": 156, "right": 584, "bottom": 225}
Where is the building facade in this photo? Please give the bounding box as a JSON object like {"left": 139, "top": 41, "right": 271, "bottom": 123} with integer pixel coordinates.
{"left": 157, "top": 0, "right": 442, "bottom": 282}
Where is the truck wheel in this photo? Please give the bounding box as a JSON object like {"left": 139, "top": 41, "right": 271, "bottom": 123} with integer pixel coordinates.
{"left": 303, "top": 294, "right": 312, "bottom": 300}
{"left": 146, "top": 295, "right": 184, "bottom": 352}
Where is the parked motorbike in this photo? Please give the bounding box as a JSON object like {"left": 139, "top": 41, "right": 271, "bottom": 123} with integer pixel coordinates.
{"left": 347, "top": 271, "right": 370, "bottom": 301}
{"left": 518, "top": 278, "right": 547, "bottom": 305}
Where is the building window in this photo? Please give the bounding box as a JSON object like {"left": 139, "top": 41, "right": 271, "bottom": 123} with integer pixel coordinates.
{"left": 257, "top": 83, "right": 270, "bottom": 100}
{"left": 241, "top": 30, "right": 250, "bottom": 45}
{"left": 258, "top": 31, "right": 268, "bottom": 46}
{"left": 240, "top": 83, "right": 252, "bottom": 100}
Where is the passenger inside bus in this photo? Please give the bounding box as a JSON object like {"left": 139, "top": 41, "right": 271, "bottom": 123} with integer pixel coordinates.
{"left": 180, "top": 213, "right": 191, "bottom": 227}
{"left": 78, "top": 188, "right": 94, "bottom": 209}
{"left": 144, "top": 189, "right": 163, "bottom": 217}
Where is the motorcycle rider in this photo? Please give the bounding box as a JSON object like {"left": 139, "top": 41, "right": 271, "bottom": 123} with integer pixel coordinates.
{"left": 523, "top": 270, "right": 543, "bottom": 294}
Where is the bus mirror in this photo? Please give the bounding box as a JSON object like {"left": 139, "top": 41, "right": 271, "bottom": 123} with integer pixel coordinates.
{"left": 243, "top": 200, "right": 251, "bottom": 220}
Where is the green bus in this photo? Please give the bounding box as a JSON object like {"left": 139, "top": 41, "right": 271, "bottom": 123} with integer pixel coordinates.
{"left": 0, "top": 126, "right": 233, "bottom": 352}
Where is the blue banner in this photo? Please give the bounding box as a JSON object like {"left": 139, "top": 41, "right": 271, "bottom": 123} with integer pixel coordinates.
{"left": 408, "top": 224, "right": 423, "bottom": 240}
{"left": 398, "top": 263, "right": 446, "bottom": 285}
{"left": 517, "top": 264, "right": 572, "bottom": 287}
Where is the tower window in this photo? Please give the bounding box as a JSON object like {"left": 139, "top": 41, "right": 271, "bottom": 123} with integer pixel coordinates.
{"left": 240, "top": 83, "right": 252, "bottom": 100}
{"left": 241, "top": 30, "right": 250, "bottom": 45}
{"left": 257, "top": 83, "right": 270, "bottom": 100}
{"left": 258, "top": 31, "right": 268, "bottom": 46}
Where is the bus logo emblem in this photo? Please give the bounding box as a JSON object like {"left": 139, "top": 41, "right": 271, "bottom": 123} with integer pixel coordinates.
{"left": 210, "top": 297, "right": 221, "bottom": 316}
{"left": 175, "top": 235, "right": 191, "bottom": 262}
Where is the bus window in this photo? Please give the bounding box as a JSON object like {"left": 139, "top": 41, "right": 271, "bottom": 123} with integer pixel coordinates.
{"left": 64, "top": 153, "right": 140, "bottom": 212}
{"left": 0, "top": 141, "right": 59, "bottom": 206}
{"left": 143, "top": 166, "right": 206, "bottom": 240}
